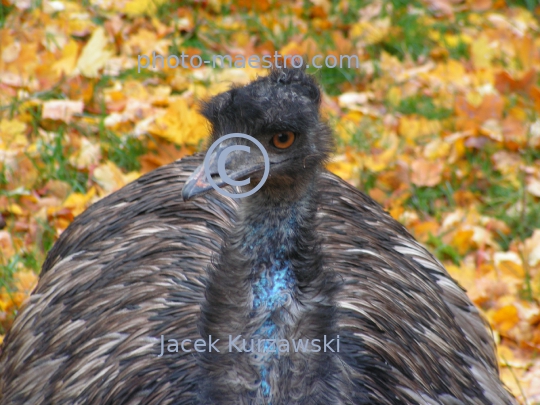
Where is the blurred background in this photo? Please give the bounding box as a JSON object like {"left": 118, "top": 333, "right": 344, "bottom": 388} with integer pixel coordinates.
{"left": 0, "top": 0, "right": 539, "bottom": 401}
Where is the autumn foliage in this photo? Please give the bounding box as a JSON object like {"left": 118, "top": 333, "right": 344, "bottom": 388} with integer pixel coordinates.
{"left": 0, "top": 0, "right": 539, "bottom": 401}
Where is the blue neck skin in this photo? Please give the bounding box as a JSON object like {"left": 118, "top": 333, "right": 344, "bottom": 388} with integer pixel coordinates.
{"left": 196, "top": 180, "right": 340, "bottom": 405}
{"left": 241, "top": 207, "right": 299, "bottom": 401}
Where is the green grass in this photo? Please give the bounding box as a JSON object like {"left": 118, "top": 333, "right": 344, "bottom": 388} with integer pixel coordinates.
{"left": 464, "top": 147, "right": 540, "bottom": 246}
{"left": 426, "top": 233, "right": 463, "bottom": 265}
{"left": 506, "top": 0, "right": 539, "bottom": 11}
{"left": 394, "top": 94, "right": 453, "bottom": 120}
{"left": 0, "top": 2, "right": 15, "bottom": 28}
{"left": 312, "top": 65, "right": 361, "bottom": 96}
{"left": 330, "top": 0, "right": 371, "bottom": 24}
{"left": 359, "top": 170, "right": 378, "bottom": 194}
{"left": 36, "top": 129, "right": 89, "bottom": 193}
{"left": 405, "top": 183, "right": 456, "bottom": 219}
{"left": 0, "top": 258, "right": 17, "bottom": 293}
{"left": 99, "top": 127, "right": 147, "bottom": 173}
{"left": 382, "top": 10, "right": 434, "bottom": 61}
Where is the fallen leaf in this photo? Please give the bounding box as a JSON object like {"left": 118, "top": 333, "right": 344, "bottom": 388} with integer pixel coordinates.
{"left": 471, "top": 34, "right": 494, "bottom": 69}
{"left": 423, "top": 0, "right": 455, "bottom": 17}
{"left": 148, "top": 98, "right": 209, "bottom": 146}
{"left": 524, "top": 230, "right": 540, "bottom": 267}
{"left": 527, "top": 178, "right": 540, "bottom": 197}
{"left": 468, "top": 0, "right": 492, "bottom": 11}
{"left": 69, "top": 137, "right": 102, "bottom": 169}
{"left": 76, "top": 27, "right": 114, "bottom": 78}
{"left": 452, "top": 229, "right": 475, "bottom": 255}
{"left": 42, "top": 100, "right": 84, "bottom": 123}
{"left": 63, "top": 187, "right": 98, "bottom": 217}
{"left": 491, "top": 305, "right": 520, "bottom": 334}
{"left": 0, "top": 119, "right": 27, "bottom": 150}
{"left": 410, "top": 159, "right": 444, "bottom": 187}
{"left": 140, "top": 141, "right": 194, "bottom": 173}
{"left": 399, "top": 116, "right": 442, "bottom": 144}
{"left": 338, "top": 92, "right": 375, "bottom": 108}
{"left": 53, "top": 39, "right": 79, "bottom": 76}
{"left": 0, "top": 231, "right": 15, "bottom": 265}
{"left": 93, "top": 162, "right": 140, "bottom": 194}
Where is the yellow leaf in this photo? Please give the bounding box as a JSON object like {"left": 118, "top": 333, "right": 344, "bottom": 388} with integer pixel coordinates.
{"left": 6, "top": 204, "right": 23, "bottom": 215}
{"left": 123, "top": 0, "right": 168, "bottom": 16}
{"left": 334, "top": 112, "right": 362, "bottom": 143}
{"left": 443, "top": 34, "right": 461, "bottom": 48}
{"left": 451, "top": 229, "right": 474, "bottom": 255}
{"left": 386, "top": 87, "right": 401, "bottom": 107}
{"left": 398, "top": 116, "right": 442, "bottom": 144}
{"left": 327, "top": 160, "right": 357, "bottom": 182}
{"left": 93, "top": 162, "right": 140, "bottom": 195}
{"left": 149, "top": 99, "right": 209, "bottom": 146}
{"left": 63, "top": 187, "right": 97, "bottom": 217}
{"left": 389, "top": 205, "right": 404, "bottom": 221}
{"left": 428, "top": 60, "right": 467, "bottom": 87}
{"left": 350, "top": 18, "right": 391, "bottom": 45}
{"left": 465, "top": 91, "right": 484, "bottom": 108}
{"left": 364, "top": 133, "right": 399, "bottom": 172}
{"left": 423, "top": 138, "right": 450, "bottom": 160}
{"left": 53, "top": 39, "right": 79, "bottom": 76}
{"left": 69, "top": 137, "right": 102, "bottom": 169}
{"left": 491, "top": 305, "right": 519, "bottom": 334}
{"left": 124, "top": 28, "right": 171, "bottom": 57}
{"left": 446, "top": 263, "right": 477, "bottom": 291}
{"left": 13, "top": 270, "right": 37, "bottom": 294}
{"left": 471, "top": 35, "right": 494, "bottom": 69}
{"left": 0, "top": 119, "right": 27, "bottom": 149}
{"left": 76, "top": 27, "right": 114, "bottom": 78}
{"left": 498, "top": 368, "right": 526, "bottom": 400}
{"left": 93, "top": 162, "right": 125, "bottom": 194}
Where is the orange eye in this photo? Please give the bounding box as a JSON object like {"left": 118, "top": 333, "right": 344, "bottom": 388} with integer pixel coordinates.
{"left": 271, "top": 132, "right": 295, "bottom": 149}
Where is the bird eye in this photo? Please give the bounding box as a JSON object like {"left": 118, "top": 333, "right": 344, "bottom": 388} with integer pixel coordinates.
{"left": 271, "top": 132, "right": 295, "bottom": 149}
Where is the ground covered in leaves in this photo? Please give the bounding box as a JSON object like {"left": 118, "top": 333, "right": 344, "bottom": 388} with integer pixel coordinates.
{"left": 1, "top": 0, "right": 540, "bottom": 402}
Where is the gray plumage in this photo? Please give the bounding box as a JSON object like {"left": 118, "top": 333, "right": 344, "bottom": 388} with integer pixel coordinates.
{"left": 0, "top": 69, "right": 516, "bottom": 404}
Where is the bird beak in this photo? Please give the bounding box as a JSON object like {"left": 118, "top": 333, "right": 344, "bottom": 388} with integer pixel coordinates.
{"left": 182, "top": 138, "right": 266, "bottom": 201}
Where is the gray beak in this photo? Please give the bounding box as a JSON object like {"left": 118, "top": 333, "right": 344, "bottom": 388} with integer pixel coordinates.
{"left": 182, "top": 138, "right": 266, "bottom": 201}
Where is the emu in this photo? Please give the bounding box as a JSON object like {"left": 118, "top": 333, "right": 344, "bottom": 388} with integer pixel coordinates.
{"left": 0, "top": 69, "right": 516, "bottom": 404}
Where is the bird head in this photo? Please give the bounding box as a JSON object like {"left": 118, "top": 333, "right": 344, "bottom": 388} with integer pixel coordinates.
{"left": 182, "top": 68, "right": 333, "bottom": 202}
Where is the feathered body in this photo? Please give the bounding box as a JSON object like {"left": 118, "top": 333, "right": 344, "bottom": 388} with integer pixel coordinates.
{"left": 0, "top": 69, "right": 516, "bottom": 404}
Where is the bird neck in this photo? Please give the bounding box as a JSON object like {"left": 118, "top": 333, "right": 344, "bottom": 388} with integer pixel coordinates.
{"left": 198, "top": 174, "right": 344, "bottom": 403}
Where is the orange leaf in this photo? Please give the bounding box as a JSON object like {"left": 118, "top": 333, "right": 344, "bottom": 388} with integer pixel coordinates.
{"left": 410, "top": 159, "right": 443, "bottom": 187}
{"left": 495, "top": 70, "right": 536, "bottom": 94}
{"left": 412, "top": 221, "right": 440, "bottom": 243}
{"left": 455, "top": 94, "right": 504, "bottom": 132}
{"left": 467, "top": 0, "right": 492, "bottom": 11}
{"left": 452, "top": 229, "right": 475, "bottom": 255}
{"left": 0, "top": 231, "right": 15, "bottom": 266}
{"left": 492, "top": 305, "right": 520, "bottom": 334}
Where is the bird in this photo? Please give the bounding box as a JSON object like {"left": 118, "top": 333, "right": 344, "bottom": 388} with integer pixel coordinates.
{"left": 0, "top": 68, "right": 517, "bottom": 405}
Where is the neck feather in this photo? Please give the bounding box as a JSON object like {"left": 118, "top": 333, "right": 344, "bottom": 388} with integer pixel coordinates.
{"left": 197, "top": 173, "right": 350, "bottom": 404}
